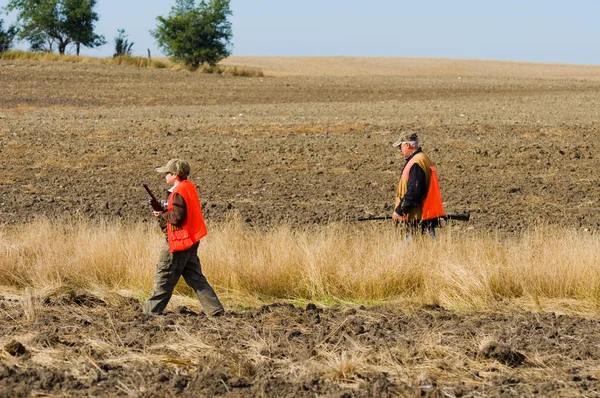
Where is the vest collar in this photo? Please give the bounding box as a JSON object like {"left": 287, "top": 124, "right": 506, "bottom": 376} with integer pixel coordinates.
{"left": 405, "top": 147, "right": 422, "bottom": 162}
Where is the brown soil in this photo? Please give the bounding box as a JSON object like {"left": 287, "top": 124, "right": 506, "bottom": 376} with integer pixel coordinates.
{"left": 2, "top": 57, "right": 600, "bottom": 396}
{"left": 2, "top": 291, "right": 600, "bottom": 397}
{"left": 1, "top": 59, "right": 600, "bottom": 232}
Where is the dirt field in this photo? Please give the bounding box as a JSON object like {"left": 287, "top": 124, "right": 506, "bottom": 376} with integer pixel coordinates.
{"left": 1, "top": 57, "right": 600, "bottom": 231}
{"left": 3, "top": 289, "right": 600, "bottom": 397}
{"left": 2, "top": 57, "right": 600, "bottom": 396}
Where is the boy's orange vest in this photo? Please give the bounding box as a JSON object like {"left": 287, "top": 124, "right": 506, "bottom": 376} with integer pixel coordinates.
{"left": 167, "top": 180, "right": 207, "bottom": 252}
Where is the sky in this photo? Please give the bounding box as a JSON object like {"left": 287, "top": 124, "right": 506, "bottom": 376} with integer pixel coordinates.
{"left": 2, "top": 0, "right": 600, "bottom": 65}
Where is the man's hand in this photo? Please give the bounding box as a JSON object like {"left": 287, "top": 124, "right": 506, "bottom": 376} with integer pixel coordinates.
{"left": 153, "top": 211, "right": 164, "bottom": 218}
{"left": 392, "top": 211, "right": 402, "bottom": 221}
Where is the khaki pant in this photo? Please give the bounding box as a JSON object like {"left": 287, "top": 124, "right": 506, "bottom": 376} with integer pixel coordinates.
{"left": 143, "top": 240, "right": 224, "bottom": 315}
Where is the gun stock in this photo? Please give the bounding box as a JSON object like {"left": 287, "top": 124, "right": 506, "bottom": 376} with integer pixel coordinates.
{"left": 143, "top": 184, "right": 164, "bottom": 212}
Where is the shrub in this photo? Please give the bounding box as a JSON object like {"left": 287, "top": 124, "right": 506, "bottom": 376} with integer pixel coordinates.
{"left": 114, "top": 29, "right": 134, "bottom": 57}
{"left": 0, "top": 19, "right": 17, "bottom": 53}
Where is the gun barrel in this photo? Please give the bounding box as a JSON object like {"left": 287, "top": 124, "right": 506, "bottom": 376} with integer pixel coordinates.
{"left": 142, "top": 184, "right": 157, "bottom": 201}
{"left": 444, "top": 213, "right": 470, "bottom": 222}
{"left": 357, "top": 213, "right": 470, "bottom": 222}
{"left": 143, "top": 184, "right": 164, "bottom": 212}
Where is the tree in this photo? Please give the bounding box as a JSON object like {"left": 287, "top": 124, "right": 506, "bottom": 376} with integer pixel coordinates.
{"left": 114, "top": 29, "right": 134, "bottom": 57}
{"left": 173, "top": 0, "right": 196, "bottom": 14}
{"left": 0, "top": 19, "right": 18, "bottom": 52}
{"left": 5, "top": 0, "right": 106, "bottom": 55}
{"left": 152, "top": 0, "right": 232, "bottom": 70}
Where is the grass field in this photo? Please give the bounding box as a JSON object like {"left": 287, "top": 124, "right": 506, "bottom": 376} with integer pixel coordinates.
{"left": 2, "top": 216, "right": 599, "bottom": 314}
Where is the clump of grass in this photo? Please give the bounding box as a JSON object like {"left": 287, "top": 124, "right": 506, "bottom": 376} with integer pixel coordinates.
{"left": 152, "top": 60, "right": 169, "bottom": 69}
{"left": 111, "top": 55, "right": 150, "bottom": 68}
{"left": 201, "top": 64, "right": 264, "bottom": 77}
{"left": 224, "top": 65, "right": 264, "bottom": 77}
{"left": 321, "top": 350, "right": 368, "bottom": 381}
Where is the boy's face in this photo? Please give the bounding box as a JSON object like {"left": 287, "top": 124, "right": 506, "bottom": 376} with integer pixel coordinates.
{"left": 165, "top": 172, "right": 178, "bottom": 185}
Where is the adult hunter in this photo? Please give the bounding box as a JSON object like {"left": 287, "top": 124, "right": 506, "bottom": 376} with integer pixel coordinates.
{"left": 143, "top": 159, "right": 224, "bottom": 316}
{"left": 391, "top": 131, "right": 444, "bottom": 239}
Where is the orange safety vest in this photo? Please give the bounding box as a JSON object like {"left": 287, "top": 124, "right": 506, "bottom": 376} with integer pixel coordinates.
{"left": 396, "top": 152, "right": 445, "bottom": 222}
{"left": 420, "top": 166, "right": 445, "bottom": 221}
{"left": 167, "top": 180, "right": 208, "bottom": 253}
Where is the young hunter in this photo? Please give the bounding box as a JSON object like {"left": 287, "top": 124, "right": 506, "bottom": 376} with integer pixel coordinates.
{"left": 143, "top": 159, "right": 224, "bottom": 316}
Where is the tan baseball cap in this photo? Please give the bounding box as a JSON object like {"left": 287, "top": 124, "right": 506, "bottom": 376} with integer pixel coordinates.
{"left": 155, "top": 159, "right": 191, "bottom": 179}
{"left": 392, "top": 130, "right": 419, "bottom": 147}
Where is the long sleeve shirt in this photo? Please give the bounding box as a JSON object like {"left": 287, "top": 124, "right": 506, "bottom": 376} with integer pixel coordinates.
{"left": 395, "top": 149, "right": 428, "bottom": 215}
{"left": 158, "top": 191, "right": 187, "bottom": 235}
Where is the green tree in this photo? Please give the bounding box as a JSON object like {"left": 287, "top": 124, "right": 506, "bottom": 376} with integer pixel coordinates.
{"left": 173, "top": 0, "right": 196, "bottom": 14}
{"left": 5, "top": 0, "right": 106, "bottom": 55}
{"left": 152, "top": 0, "right": 232, "bottom": 70}
{"left": 0, "top": 19, "right": 18, "bottom": 52}
{"left": 114, "top": 28, "right": 134, "bottom": 57}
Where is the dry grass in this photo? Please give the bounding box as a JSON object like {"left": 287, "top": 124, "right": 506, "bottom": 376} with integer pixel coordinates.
{"left": 0, "top": 50, "right": 262, "bottom": 76}
{"left": 0, "top": 50, "right": 171, "bottom": 69}
{"left": 0, "top": 218, "right": 156, "bottom": 291}
{"left": 1, "top": 216, "right": 599, "bottom": 311}
{"left": 321, "top": 349, "right": 367, "bottom": 382}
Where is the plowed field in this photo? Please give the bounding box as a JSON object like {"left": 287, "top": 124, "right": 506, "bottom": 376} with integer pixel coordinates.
{"left": 1, "top": 57, "right": 600, "bottom": 232}
{"left": 3, "top": 289, "right": 600, "bottom": 397}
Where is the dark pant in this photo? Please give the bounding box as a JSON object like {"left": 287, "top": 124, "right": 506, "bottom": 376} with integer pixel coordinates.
{"left": 403, "top": 219, "right": 437, "bottom": 241}
{"left": 143, "top": 240, "right": 224, "bottom": 315}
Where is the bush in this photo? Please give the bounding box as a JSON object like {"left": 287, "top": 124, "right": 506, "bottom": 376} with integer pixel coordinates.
{"left": 201, "top": 64, "right": 264, "bottom": 77}
{"left": 225, "top": 66, "right": 264, "bottom": 77}
{"left": 0, "top": 19, "right": 17, "bottom": 53}
{"left": 114, "top": 29, "right": 134, "bottom": 57}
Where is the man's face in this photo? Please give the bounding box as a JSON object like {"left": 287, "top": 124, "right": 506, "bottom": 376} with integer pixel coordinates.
{"left": 399, "top": 142, "right": 411, "bottom": 157}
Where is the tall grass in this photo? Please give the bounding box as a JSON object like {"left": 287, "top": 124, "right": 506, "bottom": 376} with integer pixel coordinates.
{"left": 1, "top": 217, "right": 599, "bottom": 310}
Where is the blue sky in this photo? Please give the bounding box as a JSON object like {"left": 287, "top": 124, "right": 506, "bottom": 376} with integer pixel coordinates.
{"left": 2, "top": 0, "right": 599, "bottom": 64}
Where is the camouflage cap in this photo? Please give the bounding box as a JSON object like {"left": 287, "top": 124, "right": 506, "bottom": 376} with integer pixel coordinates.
{"left": 155, "top": 159, "right": 191, "bottom": 179}
{"left": 392, "top": 130, "right": 419, "bottom": 147}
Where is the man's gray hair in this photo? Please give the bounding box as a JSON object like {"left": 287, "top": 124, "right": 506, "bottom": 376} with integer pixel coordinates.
{"left": 405, "top": 139, "right": 419, "bottom": 148}
{"left": 392, "top": 130, "right": 420, "bottom": 148}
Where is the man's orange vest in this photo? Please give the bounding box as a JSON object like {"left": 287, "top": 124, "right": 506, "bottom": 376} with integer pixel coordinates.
{"left": 396, "top": 152, "right": 445, "bottom": 222}
{"left": 167, "top": 180, "right": 208, "bottom": 253}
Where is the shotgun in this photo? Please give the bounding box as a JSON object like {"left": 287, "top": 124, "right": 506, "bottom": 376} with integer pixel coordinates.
{"left": 357, "top": 213, "right": 470, "bottom": 222}
{"left": 143, "top": 184, "right": 165, "bottom": 212}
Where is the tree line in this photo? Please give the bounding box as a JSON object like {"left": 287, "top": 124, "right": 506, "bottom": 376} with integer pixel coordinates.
{"left": 0, "top": 0, "right": 232, "bottom": 70}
